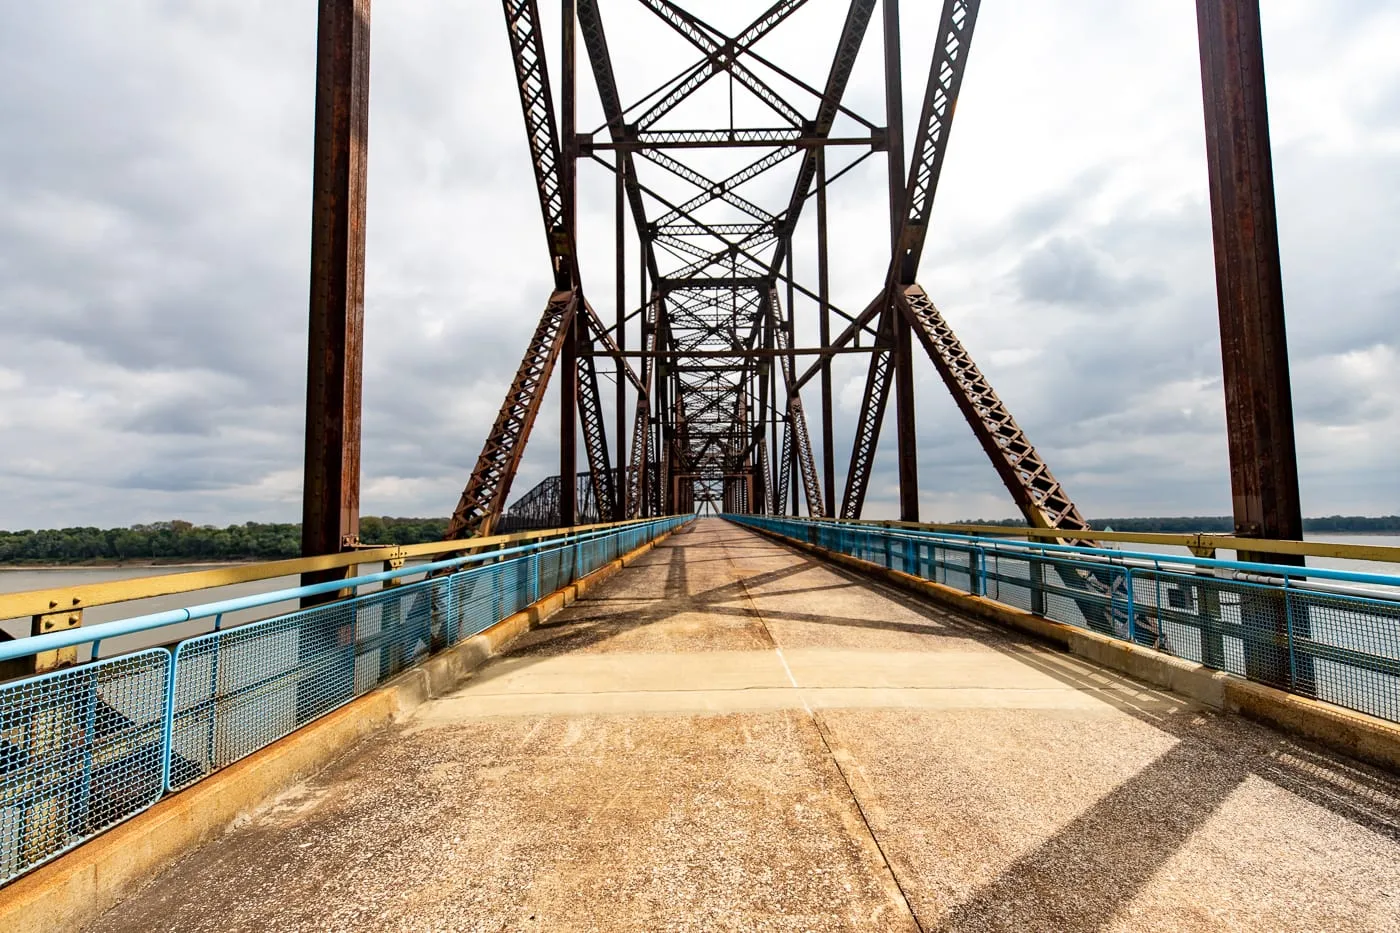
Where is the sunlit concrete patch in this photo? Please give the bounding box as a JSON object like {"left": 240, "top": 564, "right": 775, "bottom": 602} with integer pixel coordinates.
{"left": 1102, "top": 770, "right": 1400, "bottom": 932}
{"left": 783, "top": 648, "right": 1129, "bottom": 692}
{"left": 458, "top": 649, "right": 790, "bottom": 695}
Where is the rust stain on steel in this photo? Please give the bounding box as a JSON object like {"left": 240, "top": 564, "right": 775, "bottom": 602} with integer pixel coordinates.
{"left": 302, "top": 0, "right": 371, "bottom": 576}
{"left": 1195, "top": 0, "right": 1304, "bottom": 556}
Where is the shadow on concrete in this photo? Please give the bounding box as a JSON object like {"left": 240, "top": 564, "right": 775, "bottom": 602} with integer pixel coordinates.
{"left": 749, "top": 527, "right": 1400, "bottom": 932}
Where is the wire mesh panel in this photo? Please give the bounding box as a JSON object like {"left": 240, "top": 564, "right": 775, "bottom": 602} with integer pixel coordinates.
{"left": 0, "top": 649, "right": 170, "bottom": 885}
{"left": 1294, "top": 589, "right": 1400, "bottom": 721}
{"left": 171, "top": 601, "right": 357, "bottom": 790}
{"left": 1131, "top": 570, "right": 1290, "bottom": 687}
{"left": 499, "top": 555, "right": 534, "bottom": 619}
{"left": 537, "top": 544, "right": 570, "bottom": 596}
{"left": 166, "top": 579, "right": 441, "bottom": 793}
{"left": 983, "top": 550, "right": 1035, "bottom": 611}
{"left": 925, "top": 543, "right": 971, "bottom": 594}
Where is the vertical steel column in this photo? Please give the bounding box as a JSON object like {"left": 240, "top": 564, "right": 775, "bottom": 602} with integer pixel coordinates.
{"left": 755, "top": 305, "right": 773, "bottom": 514}
{"left": 614, "top": 158, "right": 627, "bottom": 519}
{"left": 639, "top": 240, "right": 650, "bottom": 517}
{"left": 817, "top": 148, "right": 836, "bottom": 512}
{"left": 785, "top": 248, "right": 799, "bottom": 511}
{"left": 884, "top": 0, "right": 919, "bottom": 521}
{"left": 769, "top": 311, "right": 781, "bottom": 512}
{"left": 559, "top": 0, "right": 579, "bottom": 526}
{"left": 302, "top": 0, "right": 370, "bottom": 591}
{"left": 1197, "top": 0, "right": 1309, "bottom": 691}
{"left": 1195, "top": 0, "right": 1303, "bottom": 554}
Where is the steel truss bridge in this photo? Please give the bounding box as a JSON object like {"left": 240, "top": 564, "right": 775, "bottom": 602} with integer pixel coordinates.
{"left": 5, "top": 4, "right": 1400, "bottom": 924}
{"left": 301, "top": 0, "right": 1306, "bottom": 562}
{"left": 292, "top": 0, "right": 1299, "bottom": 560}
{"left": 456, "top": 0, "right": 1076, "bottom": 537}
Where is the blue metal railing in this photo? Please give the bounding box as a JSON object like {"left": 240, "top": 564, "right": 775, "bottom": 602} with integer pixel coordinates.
{"left": 0, "top": 515, "right": 690, "bottom": 886}
{"left": 729, "top": 515, "right": 1400, "bottom": 726}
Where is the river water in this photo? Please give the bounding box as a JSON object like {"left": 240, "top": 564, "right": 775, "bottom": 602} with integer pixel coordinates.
{"left": 1114, "top": 533, "right": 1400, "bottom": 578}
{"left": 0, "top": 565, "right": 307, "bottom": 659}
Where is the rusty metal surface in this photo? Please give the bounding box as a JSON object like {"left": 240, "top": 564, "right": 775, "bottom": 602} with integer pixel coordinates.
{"left": 447, "top": 291, "right": 577, "bottom": 538}
{"left": 302, "top": 0, "right": 371, "bottom": 572}
{"left": 1195, "top": 0, "right": 1304, "bottom": 556}
{"left": 468, "top": 0, "right": 1301, "bottom": 554}
{"left": 840, "top": 306, "right": 895, "bottom": 520}
{"left": 576, "top": 312, "right": 617, "bottom": 522}
{"left": 897, "top": 285, "right": 1089, "bottom": 533}
{"left": 892, "top": 0, "right": 981, "bottom": 285}
{"left": 501, "top": 0, "right": 571, "bottom": 289}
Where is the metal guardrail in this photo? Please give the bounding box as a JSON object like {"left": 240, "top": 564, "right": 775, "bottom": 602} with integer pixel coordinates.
{"left": 822, "top": 518, "right": 1400, "bottom": 565}
{"left": 0, "top": 516, "right": 691, "bottom": 887}
{"left": 729, "top": 515, "right": 1400, "bottom": 726}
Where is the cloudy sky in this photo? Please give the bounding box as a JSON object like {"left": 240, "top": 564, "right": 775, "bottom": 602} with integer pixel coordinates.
{"left": 0, "top": 0, "right": 1396, "bottom": 531}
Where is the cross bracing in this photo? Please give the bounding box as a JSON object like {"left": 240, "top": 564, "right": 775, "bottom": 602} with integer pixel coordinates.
{"left": 449, "top": 0, "right": 1095, "bottom": 538}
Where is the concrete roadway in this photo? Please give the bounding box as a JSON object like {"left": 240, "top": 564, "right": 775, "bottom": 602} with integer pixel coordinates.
{"left": 91, "top": 519, "right": 1400, "bottom": 932}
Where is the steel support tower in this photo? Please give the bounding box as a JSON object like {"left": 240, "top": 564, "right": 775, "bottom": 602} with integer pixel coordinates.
{"left": 271, "top": 0, "right": 1300, "bottom": 558}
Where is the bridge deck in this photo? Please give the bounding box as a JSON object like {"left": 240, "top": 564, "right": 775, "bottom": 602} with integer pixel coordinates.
{"left": 91, "top": 520, "right": 1400, "bottom": 932}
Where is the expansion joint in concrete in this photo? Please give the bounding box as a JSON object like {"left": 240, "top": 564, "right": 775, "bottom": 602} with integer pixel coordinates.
{"left": 726, "top": 536, "right": 928, "bottom": 933}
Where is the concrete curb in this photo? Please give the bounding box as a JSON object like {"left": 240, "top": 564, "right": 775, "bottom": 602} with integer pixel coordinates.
{"left": 749, "top": 523, "right": 1400, "bottom": 775}
{"left": 0, "top": 525, "right": 686, "bottom": 933}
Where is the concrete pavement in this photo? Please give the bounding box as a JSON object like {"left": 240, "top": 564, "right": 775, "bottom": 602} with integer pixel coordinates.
{"left": 89, "top": 519, "right": 1400, "bottom": 932}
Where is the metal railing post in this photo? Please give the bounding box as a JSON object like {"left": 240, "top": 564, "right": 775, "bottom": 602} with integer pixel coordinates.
{"left": 1124, "top": 569, "right": 1137, "bottom": 643}
{"left": 1283, "top": 578, "right": 1299, "bottom": 692}
{"left": 160, "top": 651, "right": 178, "bottom": 792}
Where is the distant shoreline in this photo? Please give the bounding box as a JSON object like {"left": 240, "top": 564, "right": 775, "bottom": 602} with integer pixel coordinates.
{"left": 0, "top": 560, "right": 249, "bottom": 571}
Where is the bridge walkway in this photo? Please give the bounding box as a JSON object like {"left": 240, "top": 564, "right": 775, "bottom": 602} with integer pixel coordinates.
{"left": 90, "top": 519, "right": 1400, "bottom": 932}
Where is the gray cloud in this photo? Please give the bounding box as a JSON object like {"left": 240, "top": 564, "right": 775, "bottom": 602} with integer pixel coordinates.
{"left": 0, "top": 1, "right": 1397, "bottom": 531}
{"left": 1014, "top": 235, "right": 1167, "bottom": 308}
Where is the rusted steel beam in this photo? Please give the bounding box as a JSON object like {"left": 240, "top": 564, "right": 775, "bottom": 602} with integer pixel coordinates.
{"left": 447, "top": 292, "right": 577, "bottom": 538}
{"left": 576, "top": 0, "right": 659, "bottom": 283}
{"left": 501, "top": 0, "right": 572, "bottom": 289}
{"left": 560, "top": 310, "right": 580, "bottom": 526}
{"left": 626, "top": 294, "right": 659, "bottom": 518}
{"left": 559, "top": 0, "right": 580, "bottom": 526}
{"left": 840, "top": 307, "right": 894, "bottom": 519}
{"left": 817, "top": 149, "right": 837, "bottom": 513}
{"left": 630, "top": 0, "right": 807, "bottom": 130}
{"left": 1195, "top": 0, "right": 1304, "bottom": 555}
{"left": 883, "top": 0, "right": 919, "bottom": 522}
{"left": 896, "top": 285, "right": 1088, "bottom": 532}
{"left": 576, "top": 310, "right": 617, "bottom": 521}
{"left": 891, "top": 0, "right": 981, "bottom": 285}
{"left": 776, "top": 421, "right": 793, "bottom": 516}
{"left": 586, "top": 132, "right": 879, "bottom": 151}
{"left": 769, "top": 289, "right": 825, "bottom": 517}
{"left": 768, "top": 0, "right": 878, "bottom": 276}
{"left": 1196, "top": 0, "right": 1309, "bottom": 689}
{"left": 614, "top": 158, "right": 628, "bottom": 520}
{"left": 894, "top": 310, "right": 919, "bottom": 522}
{"left": 302, "top": 0, "right": 370, "bottom": 590}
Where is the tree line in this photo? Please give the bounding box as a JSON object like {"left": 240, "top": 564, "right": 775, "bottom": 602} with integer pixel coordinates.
{"left": 0, "top": 517, "right": 449, "bottom": 564}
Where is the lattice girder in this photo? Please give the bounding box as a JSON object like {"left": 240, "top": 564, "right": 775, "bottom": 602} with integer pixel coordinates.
{"left": 448, "top": 290, "right": 577, "bottom": 538}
